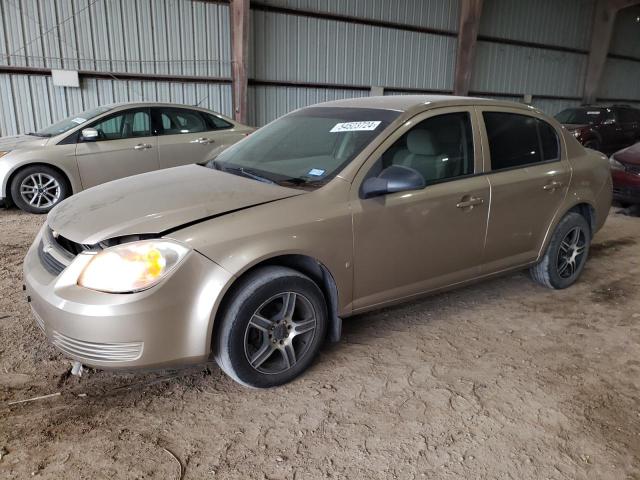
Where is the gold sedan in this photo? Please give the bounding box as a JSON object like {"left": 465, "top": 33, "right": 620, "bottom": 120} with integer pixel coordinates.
{"left": 23, "top": 95, "right": 612, "bottom": 387}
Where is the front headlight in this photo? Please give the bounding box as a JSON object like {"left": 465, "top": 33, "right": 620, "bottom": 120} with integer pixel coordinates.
{"left": 77, "top": 240, "right": 190, "bottom": 293}
{"left": 609, "top": 156, "right": 626, "bottom": 172}
{"left": 0, "top": 151, "right": 9, "bottom": 159}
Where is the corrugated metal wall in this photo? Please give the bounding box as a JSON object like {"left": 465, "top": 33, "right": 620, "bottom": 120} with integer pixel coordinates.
{"left": 0, "top": 73, "right": 232, "bottom": 137}
{"left": 247, "top": 1, "right": 458, "bottom": 125}
{"left": 1, "top": 0, "right": 639, "bottom": 134}
{"left": 0, "top": 0, "right": 232, "bottom": 136}
{"left": 600, "top": 6, "right": 640, "bottom": 104}
{"left": 257, "top": 0, "right": 459, "bottom": 31}
{"left": 473, "top": 0, "right": 595, "bottom": 114}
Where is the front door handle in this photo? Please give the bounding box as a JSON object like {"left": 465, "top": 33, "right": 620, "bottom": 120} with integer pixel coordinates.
{"left": 456, "top": 196, "right": 484, "bottom": 209}
{"left": 134, "top": 143, "right": 152, "bottom": 150}
{"left": 190, "top": 137, "right": 213, "bottom": 144}
{"left": 543, "top": 180, "right": 563, "bottom": 191}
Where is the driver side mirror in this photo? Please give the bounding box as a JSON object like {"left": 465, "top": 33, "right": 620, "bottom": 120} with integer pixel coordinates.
{"left": 81, "top": 128, "right": 99, "bottom": 141}
{"left": 361, "top": 164, "right": 426, "bottom": 199}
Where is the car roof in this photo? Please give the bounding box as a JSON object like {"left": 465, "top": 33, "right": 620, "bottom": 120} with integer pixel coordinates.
{"left": 101, "top": 101, "right": 224, "bottom": 113}
{"left": 315, "top": 94, "right": 538, "bottom": 113}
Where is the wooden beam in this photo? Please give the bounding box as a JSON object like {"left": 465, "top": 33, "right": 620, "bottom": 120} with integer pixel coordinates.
{"left": 583, "top": 0, "right": 640, "bottom": 104}
{"left": 230, "top": 0, "right": 249, "bottom": 124}
{"left": 453, "top": 0, "right": 484, "bottom": 96}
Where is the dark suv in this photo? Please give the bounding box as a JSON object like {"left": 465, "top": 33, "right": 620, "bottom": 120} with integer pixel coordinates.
{"left": 555, "top": 105, "right": 640, "bottom": 154}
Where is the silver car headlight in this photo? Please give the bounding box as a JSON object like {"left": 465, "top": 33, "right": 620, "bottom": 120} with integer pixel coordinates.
{"left": 609, "top": 155, "right": 626, "bottom": 172}
{"left": 0, "top": 151, "right": 9, "bottom": 159}
{"left": 77, "top": 240, "right": 190, "bottom": 293}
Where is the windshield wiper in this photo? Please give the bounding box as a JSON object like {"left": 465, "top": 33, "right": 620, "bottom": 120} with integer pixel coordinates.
{"left": 27, "top": 132, "right": 51, "bottom": 137}
{"left": 212, "top": 161, "right": 275, "bottom": 184}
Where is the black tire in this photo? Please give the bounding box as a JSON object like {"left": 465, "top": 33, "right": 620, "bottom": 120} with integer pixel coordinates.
{"left": 214, "top": 266, "right": 327, "bottom": 388}
{"left": 529, "top": 212, "right": 591, "bottom": 289}
{"left": 10, "top": 165, "right": 69, "bottom": 214}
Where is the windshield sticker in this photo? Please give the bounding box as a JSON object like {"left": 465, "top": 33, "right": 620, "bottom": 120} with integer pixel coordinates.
{"left": 587, "top": 111, "right": 601, "bottom": 115}
{"left": 307, "top": 168, "right": 326, "bottom": 177}
{"left": 330, "top": 121, "right": 381, "bottom": 133}
{"left": 71, "top": 117, "right": 87, "bottom": 124}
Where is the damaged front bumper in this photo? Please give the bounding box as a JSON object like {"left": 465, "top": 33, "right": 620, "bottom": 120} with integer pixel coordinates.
{"left": 23, "top": 224, "right": 233, "bottom": 369}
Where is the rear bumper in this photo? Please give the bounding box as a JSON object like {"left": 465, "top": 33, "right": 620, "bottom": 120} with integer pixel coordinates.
{"left": 23, "top": 225, "right": 234, "bottom": 369}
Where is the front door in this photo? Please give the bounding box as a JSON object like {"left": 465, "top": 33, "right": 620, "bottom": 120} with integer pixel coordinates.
{"left": 351, "top": 108, "right": 490, "bottom": 311}
{"left": 478, "top": 108, "right": 571, "bottom": 272}
{"left": 75, "top": 108, "right": 158, "bottom": 189}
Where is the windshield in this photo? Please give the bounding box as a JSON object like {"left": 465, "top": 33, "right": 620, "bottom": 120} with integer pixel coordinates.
{"left": 555, "top": 108, "right": 605, "bottom": 125}
{"left": 203, "top": 107, "right": 400, "bottom": 189}
{"left": 34, "top": 106, "right": 113, "bottom": 137}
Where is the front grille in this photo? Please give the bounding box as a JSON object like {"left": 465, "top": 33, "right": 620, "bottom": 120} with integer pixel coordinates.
{"left": 38, "top": 241, "right": 66, "bottom": 275}
{"left": 51, "top": 331, "right": 144, "bottom": 363}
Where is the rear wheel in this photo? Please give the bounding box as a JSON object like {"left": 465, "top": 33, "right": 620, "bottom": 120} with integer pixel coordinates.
{"left": 530, "top": 212, "right": 591, "bottom": 289}
{"left": 10, "top": 165, "right": 69, "bottom": 214}
{"left": 214, "top": 266, "right": 327, "bottom": 388}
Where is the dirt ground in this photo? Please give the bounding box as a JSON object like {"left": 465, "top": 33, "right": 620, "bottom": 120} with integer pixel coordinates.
{"left": 1, "top": 207, "right": 640, "bottom": 480}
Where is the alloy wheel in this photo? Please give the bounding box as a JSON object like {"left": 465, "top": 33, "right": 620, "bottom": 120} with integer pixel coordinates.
{"left": 556, "top": 226, "right": 587, "bottom": 279}
{"left": 244, "top": 291, "right": 317, "bottom": 375}
{"left": 19, "top": 173, "right": 61, "bottom": 209}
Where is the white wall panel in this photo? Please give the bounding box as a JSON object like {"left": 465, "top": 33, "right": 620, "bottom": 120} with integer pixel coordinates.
{"left": 0, "top": 73, "right": 233, "bottom": 136}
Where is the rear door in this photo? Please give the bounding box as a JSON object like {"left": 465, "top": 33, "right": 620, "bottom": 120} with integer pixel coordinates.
{"left": 152, "top": 107, "right": 246, "bottom": 169}
{"left": 478, "top": 108, "right": 571, "bottom": 272}
{"left": 75, "top": 107, "right": 159, "bottom": 189}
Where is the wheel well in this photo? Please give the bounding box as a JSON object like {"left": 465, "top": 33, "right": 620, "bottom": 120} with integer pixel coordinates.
{"left": 569, "top": 203, "right": 595, "bottom": 234}
{"left": 5, "top": 163, "right": 73, "bottom": 206}
{"left": 212, "top": 255, "right": 342, "bottom": 347}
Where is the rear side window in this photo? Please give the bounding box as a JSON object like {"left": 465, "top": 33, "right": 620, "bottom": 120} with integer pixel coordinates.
{"left": 155, "top": 108, "right": 207, "bottom": 135}
{"left": 483, "top": 112, "right": 560, "bottom": 171}
{"left": 204, "top": 113, "right": 233, "bottom": 130}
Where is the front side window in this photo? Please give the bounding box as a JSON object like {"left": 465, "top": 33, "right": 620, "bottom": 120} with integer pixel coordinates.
{"left": 374, "top": 112, "right": 474, "bottom": 184}
{"left": 155, "top": 108, "right": 207, "bottom": 135}
{"left": 35, "top": 106, "right": 113, "bottom": 137}
{"left": 203, "top": 107, "right": 400, "bottom": 189}
{"left": 89, "top": 109, "right": 151, "bottom": 141}
{"left": 483, "top": 112, "right": 559, "bottom": 171}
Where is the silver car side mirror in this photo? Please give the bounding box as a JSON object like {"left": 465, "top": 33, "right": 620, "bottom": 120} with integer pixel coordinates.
{"left": 81, "top": 128, "right": 99, "bottom": 141}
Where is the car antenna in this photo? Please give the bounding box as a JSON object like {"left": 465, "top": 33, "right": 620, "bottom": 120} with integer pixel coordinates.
{"left": 195, "top": 96, "right": 209, "bottom": 107}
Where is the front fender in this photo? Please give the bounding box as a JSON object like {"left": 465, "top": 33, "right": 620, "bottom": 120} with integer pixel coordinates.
{"left": 0, "top": 147, "right": 81, "bottom": 199}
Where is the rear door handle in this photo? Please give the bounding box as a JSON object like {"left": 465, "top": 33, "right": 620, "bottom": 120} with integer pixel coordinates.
{"left": 543, "top": 181, "right": 563, "bottom": 191}
{"left": 190, "top": 137, "right": 213, "bottom": 144}
{"left": 456, "top": 196, "right": 484, "bottom": 209}
{"left": 134, "top": 143, "right": 152, "bottom": 150}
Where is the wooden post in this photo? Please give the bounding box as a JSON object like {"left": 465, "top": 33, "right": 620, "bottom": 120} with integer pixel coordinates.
{"left": 583, "top": 0, "right": 640, "bottom": 104}
{"left": 230, "top": 0, "right": 249, "bottom": 124}
{"left": 453, "top": 0, "right": 484, "bottom": 96}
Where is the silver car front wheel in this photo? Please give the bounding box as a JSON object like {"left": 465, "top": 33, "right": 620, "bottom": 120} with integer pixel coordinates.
{"left": 10, "top": 165, "right": 69, "bottom": 214}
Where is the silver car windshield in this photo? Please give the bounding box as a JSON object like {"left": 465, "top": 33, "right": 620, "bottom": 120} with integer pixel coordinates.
{"left": 34, "top": 106, "right": 113, "bottom": 137}
{"left": 204, "top": 107, "right": 400, "bottom": 189}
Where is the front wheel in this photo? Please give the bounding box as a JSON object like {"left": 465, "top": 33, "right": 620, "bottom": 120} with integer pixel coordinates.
{"left": 10, "top": 165, "right": 69, "bottom": 214}
{"left": 529, "top": 212, "right": 591, "bottom": 289}
{"left": 214, "top": 266, "right": 327, "bottom": 388}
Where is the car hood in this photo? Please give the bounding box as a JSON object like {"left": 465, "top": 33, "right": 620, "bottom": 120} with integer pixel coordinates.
{"left": 614, "top": 142, "right": 640, "bottom": 165}
{"left": 0, "top": 134, "right": 49, "bottom": 151}
{"left": 47, "top": 165, "right": 304, "bottom": 245}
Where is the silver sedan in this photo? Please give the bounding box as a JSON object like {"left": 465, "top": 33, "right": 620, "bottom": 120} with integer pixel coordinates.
{"left": 0, "top": 102, "right": 254, "bottom": 213}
